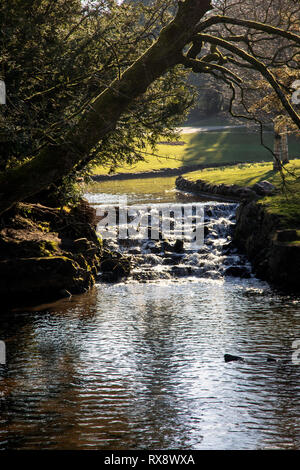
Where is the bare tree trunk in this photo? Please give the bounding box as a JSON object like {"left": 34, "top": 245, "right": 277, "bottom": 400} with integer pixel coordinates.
{"left": 273, "top": 120, "right": 289, "bottom": 169}
{"left": 281, "top": 125, "right": 289, "bottom": 164}
{"left": 1, "top": 0, "right": 299, "bottom": 215}
{"left": 0, "top": 0, "right": 211, "bottom": 216}
{"left": 273, "top": 133, "right": 282, "bottom": 171}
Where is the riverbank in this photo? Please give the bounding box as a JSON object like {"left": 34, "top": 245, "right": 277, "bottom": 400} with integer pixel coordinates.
{"left": 91, "top": 160, "right": 257, "bottom": 182}
{"left": 0, "top": 199, "right": 130, "bottom": 309}
{"left": 234, "top": 200, "right": 300, "bottom": 293}
{"left": 0, "top": 199, "right": 101, "bottom": 308}
{"left": 176, "top": 161, "right": 300, "bottom": 293}
{"left": 2, "top": 158, "right": 299, "bottom": 309}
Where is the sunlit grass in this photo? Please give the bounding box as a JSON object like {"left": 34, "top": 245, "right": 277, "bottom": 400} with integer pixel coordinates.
{"left": 184, "top": 160, "right": 300, "bottom": 227}
{"left": 92, "top": 130, "right": 300, "bottom": 175}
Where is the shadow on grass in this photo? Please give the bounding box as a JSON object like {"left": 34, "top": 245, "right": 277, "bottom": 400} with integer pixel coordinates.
{"left": 181, "top": 131, "right": 300, "bottom": 168}
{"left": 181, "top": 131, "right": 274, "bottom": 166}
{"left": 236, "top": 169, "right": 278, "bottom": 187}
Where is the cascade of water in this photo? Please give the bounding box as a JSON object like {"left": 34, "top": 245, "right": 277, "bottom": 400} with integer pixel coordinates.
{"left": 97, "top": 201, "right": 253, "bottom": 283}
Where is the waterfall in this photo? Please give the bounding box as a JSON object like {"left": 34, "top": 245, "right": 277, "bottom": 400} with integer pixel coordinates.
{"left": 97, "top": 201, "right": 253, "bottom": 282}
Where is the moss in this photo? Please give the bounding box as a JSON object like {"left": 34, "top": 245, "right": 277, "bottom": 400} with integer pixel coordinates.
{"left": 10, "top": 214, "right": 36, "bottom": 230}
{"left": 38, "top": 240, "right": 60, "bottom": 257}
{"left": 19, "top": 205, "right": 33, "bottom": 216}
{"left": 94, "top": 255, "right": 100, "bottom": 264}
{"left": 37, "top": 221, "right": 51, "bottom": 233}
{"left": 97, "top": 235, "right": 103, "bottom": 247}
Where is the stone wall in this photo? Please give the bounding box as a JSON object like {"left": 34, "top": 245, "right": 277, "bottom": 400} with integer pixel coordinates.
{"left": 175, "top": 175, "right": 258, "bottom": 201}
{"left": 234, "top": 201, "right": 300, "bottom": 293}
{"left": 175, "top": 175, "right": 300, "bottom": 293}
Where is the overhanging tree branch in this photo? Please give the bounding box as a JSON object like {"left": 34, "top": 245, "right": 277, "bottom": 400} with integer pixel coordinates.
{"left": 197, "top": 33, "right": 300, "bottom": 128}
{"left": 1, "top": 0, "right": 300, "bottom": 216}
{"left": 181, "top": 56, "right": 242, "bottom": 84}
{"left": 196, "top": 15, "right": 300, "bottom": 46}
{"left": 0, "top": 0, "right": 212, "bottom": 215}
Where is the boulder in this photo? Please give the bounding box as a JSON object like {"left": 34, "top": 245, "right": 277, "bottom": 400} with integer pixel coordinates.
{"left": 163, "top": 256, "right": 181, "bottom": 266}
{"left": 252, "top": 180, "right": 276, "bottom": 196}
{"left": 0, "top": 200, "right": 103, "bottom": 308}
{"left": 100, "top": 250, "right": 131, "bottom": 281}
{"left": 160, "top": 240, "right": 174, "bottom": 252}
{"left": 276, "top": 229, "right": 299, "bottom": 242}
{"left": 224, "top": 354, "right": 244, "bottom": 363}
{"left": 173, "top": 239, "right": 184, "bottom": 253}
{"left": 224, "top": 265, "right": 251, "bottom": 278}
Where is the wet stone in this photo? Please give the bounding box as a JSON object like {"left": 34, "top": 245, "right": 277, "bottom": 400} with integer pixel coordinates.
{"left": 96, "top": 201, "right": 252, "bottom": 283}
{"left": 225, "top": 265, "right": 251, "bottom": 278}
{"left": 163, "top": 257, "right": 181, "bottom": 266}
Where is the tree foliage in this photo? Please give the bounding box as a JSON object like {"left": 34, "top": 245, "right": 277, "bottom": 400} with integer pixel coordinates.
{"left": 0, "top": 0, "right": 194, "bottom": 175}
{"left": 0, "top": 0, "right": 299, "bottom": 215}
{"left": 200, "top": 0, "right": 300, "bottom": 136}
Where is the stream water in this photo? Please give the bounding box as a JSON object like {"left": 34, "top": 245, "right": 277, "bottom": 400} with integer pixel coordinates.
{"left": 0, "top": 177, "right": 300, "bottom": 450}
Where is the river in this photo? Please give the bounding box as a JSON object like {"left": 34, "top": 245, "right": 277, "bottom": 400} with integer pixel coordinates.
{"left": 0, "top": 177, "right": 300, "bottom": 450}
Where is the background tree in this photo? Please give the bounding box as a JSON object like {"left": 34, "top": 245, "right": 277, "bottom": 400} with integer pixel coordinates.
{"left": 0, "top": 0, "right": 299, "bottom": 215}
{"left": 0, "top": 0, "right": 194, "bottom": 193}
{"left": 196, "top": 0, "right": 300, "bottom": 167}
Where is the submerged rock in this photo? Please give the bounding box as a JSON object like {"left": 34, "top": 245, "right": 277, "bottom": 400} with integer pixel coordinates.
{"left": 224, "top": 354, "right": 244, "bottom": 363}
{"left": 173, "top": 239, "right": 184, "bottom": 253}
{"left": 225, "top": 265, "right": 251, "bottom": 278}
{"left": 224, "top": 353, "right": 279, "bottom": 364}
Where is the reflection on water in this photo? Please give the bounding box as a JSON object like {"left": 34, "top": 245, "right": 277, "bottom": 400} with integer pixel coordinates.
{"left": 1, "top": 283, "right": 300, "bottom": 450}
{"left": 86, "top": 177, "right": 215, "bottom": 206}
{"left": 0, "top": 178, "right": 300, "bottom": 450}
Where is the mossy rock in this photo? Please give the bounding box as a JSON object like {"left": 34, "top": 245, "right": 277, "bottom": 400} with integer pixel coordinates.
{"left": 0, "top": 199, "right": 104, "bottom": 308}
{"left": 99, "top": 250, "right": 131, "bottom": 282}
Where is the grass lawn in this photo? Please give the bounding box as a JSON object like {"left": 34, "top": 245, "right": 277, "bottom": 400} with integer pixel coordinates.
{"left": 183, "top": 159, "right": 300, "bottom": 228}
{"left": 93, "top": 129, "right": 300, "bottom": 175}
